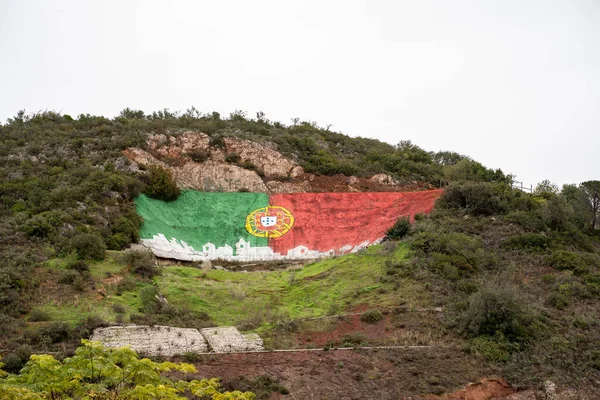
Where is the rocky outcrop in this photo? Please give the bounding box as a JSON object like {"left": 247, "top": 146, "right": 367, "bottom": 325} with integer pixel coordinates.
{"left": 173, "top": 161, "right": 267, "bottom": 192}
{"left": 90, "top": 325, "right": 208, "bottom": 356}
{"left": 123, "top": 131, "right": 429, "bottom": 194}
{"left": 122, "top": 148, "right": 166, "bottom": 168}
{"left": 147, "top": 132, "right": 210, "bottom": 160}
{"left": 223, "top": 138, "right": 303, "bottom": 178}
{"left": 123, "top": 148, "right": 268, "bottom": 193}
{"left": 370, "top": 173, "right": 399, "bottom": 186}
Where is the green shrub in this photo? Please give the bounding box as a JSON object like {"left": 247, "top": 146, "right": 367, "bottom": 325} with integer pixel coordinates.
{"left": 502, "top": 233, "right": 550, "bottom": 251}
{"left": 437, "top": 181, "right": 507, "bottom": 216}
{"left": 70, "top": 233, "right": 106, "bottom": 260}
{"left": 546, "top": 251, "right": 586, "bottom": 272}
{"left": 341, "top": 333, "right": 368, "bottom": 347}
{"left": 469, "top": 334, "right": 519, "bottom": 363}
{"left": 225, "top": 152, "right": 241, "bottom": 163}
{"left": 39, "top": 321, "right": 72, "bottom": 343}
{"left": 1, "top": 353, "right": 25, "bottom": 374}
{"left": 115, "top": 276, "right": 137, "bottom": 295}
{"left": 28, "top": 308, "right": 51, "bottom": 322}
{"left": 72, "top": 275, "right": 88, "bottom": 292}
{"left": 66, "top": 259, "right": 89, "bottom": 273}
{"left": 504, "top": 211, "right": 546, "bottom": 232}
{"left": 548, "top": 292, "right": 570, "bottom": 309}
{"left": 59, "top": 270, "right": 79, "bottom": 284}
{"left": 22, "top": 215, "right": 54, "bottom": 238}
{"left": 385, "top": 217, "right": 411, "bottom": 240}
{"left": 539, "top": 195, "right": 575, "bottom": 231}
{"left": 222, "top": 375, "right": 289, "bottom": 398}
{"left": 122, "top": 250, "right": 159, "bottom": 278}
{"left": 143, "top": 165, "right": 180, "bottom": 202}
{"left": 412, "top": 230, "right": 488, "bottom": 273}
{"left": 462, "top": 279, "right": 534, "bottom": 342}
{"left": 139, "top": 286, "right": 159, "bottom": 312}
{"left": 360, "top": 309, "right": 384, "bottom": 324}
{"left": 185, "top": 149, "right": 209, "bottom": 162}
{"left": 112, "top": 303, "right": 126, "bottom": 314}
{"left": 106, "top": 233, "right": 130, "bottom": 250}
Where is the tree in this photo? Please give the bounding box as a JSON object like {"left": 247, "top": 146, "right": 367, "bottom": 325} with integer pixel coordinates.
{"left": 0, "top": 340, "right": 255, "bottom": 399}
{"left": 143, "top": 166, "right": 181, "bottom": 202}
{"left": 533, "top": 179, "right": 558, "bottom": 197}
{"left": 580, "top": 180, "right": 600, "bottom": 229}
{"left": 71, "top": 233, "right": 106, "bottom": 261}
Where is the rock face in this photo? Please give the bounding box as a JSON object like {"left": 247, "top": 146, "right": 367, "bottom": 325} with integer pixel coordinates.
{"left": 90, "top": 325, "right": 208, "bottom": 356}
{"left": 173, "top": 161, "right": 267, "bottom": 192}
{"left": 123, "top": 131, "right": 433, "bottom": 194}
{"left": 147, "top": 132, "right": 211, "bottom": 160}
{"left": 223, "top": 138, "right": 303, "bottom": 178}
{"left": 370, "top": 173, "right": 399, "bottom": 186}
{"left": 123, "top": 148, "right": 268, "bottom": 193}
{"left": 91, "top": 325, "right": 264, "bottom": 356}
{"left": 200, "top": 327, "right": 264, "bottom": 353}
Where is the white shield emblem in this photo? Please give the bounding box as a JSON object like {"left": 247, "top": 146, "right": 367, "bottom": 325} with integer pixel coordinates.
{"left": 261, "top": 216, "right": 278, "bottom": 227}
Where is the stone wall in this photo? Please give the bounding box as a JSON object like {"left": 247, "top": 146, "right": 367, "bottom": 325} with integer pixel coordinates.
{"left": 90, "top": 325, "right": 208, "bottom": 356}
{"left": 90, "top": 325, "right": 264, "bottom": 356}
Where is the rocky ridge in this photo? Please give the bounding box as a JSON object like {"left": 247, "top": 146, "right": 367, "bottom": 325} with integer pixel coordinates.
{"left": 124, "top": 131, "right": 433, "bottom": 193}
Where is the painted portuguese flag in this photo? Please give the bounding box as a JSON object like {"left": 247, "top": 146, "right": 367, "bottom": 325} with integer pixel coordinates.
{"left": 135, "top": 190, "right": 443, "bottom": 261}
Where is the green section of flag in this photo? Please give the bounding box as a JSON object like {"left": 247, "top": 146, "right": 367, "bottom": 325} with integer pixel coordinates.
{"left": 135, "top": 191, "right": 269, "bottom": 252}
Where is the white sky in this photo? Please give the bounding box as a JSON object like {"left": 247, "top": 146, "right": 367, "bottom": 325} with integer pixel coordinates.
{"left": 1, "top": 0, "right": 598, "bottom": 187}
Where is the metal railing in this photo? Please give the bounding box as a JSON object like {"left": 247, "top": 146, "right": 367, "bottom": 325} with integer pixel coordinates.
{"left": 511, "top": 180, "right": 532, "bottom": 193}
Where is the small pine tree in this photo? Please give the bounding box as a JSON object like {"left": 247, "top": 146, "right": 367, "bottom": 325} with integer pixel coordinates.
{"left": 385, "top": 217, "right": 411, "bottom": 240}
{"left": 143, "top": 166, "right": 180, "bottom": 201}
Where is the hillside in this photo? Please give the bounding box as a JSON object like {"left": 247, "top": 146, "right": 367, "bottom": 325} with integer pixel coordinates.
{"left": 1, "top": 109, "right": 599, "bottom": 399}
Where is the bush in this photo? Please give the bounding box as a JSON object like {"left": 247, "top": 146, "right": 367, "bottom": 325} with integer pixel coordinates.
{"left": 122, "top": 250, "right": 159, "bottom": 278}
{"left": 546, "top": 251, "right": 586, "bottom": 272}
{"left": 504, "top": 211, "right": 546, "bottom": 232}
{"left": 115, "top": 276, "right": 137, "bottom": 295}
{"left": 548, "top": 291, "right": 570, "bottom": 309}
{"left": 28, "top": 308, "right": 51, "bottom": 322}
{"left": 59, "top": 269, "right": 79, "bottom": 285}
{"left": 225, "top": 152, "right": 241, "bottom": 163}
{"left": 139, "top": 286, "right": 159, "bottom": 312}
{"left": 469, "top": 334, "right": 519, "bottom": 363}
{"left": 185, "top": 149, "right": 209, "bottom": 162}
{"left": 502, "top": 233, "right": 550, "bottom": 251}
{"left": 385, "top": 217, "right": 411, "bottom": 240}
{"left": 1, "top": 353, "right": 25, "bottom": 374}
{"left": 412, "top": 230, "right": 489, "bottom": 273}
{"left": 462, "top": 279, "right": 534, "bottom": 343}
{"left": 70, "top": 233, "right": 106, "bottom": 260}
{"left": 360, "top": 309, "right": 384, "bottom": 324}
{"left": 341, "top": 333, "right": 368, "bottom": 347}
{"left": 66, "top": 259, "right": 89, "bottom": 273}
{"left": 437, "top": 182, "right": 507, "bottom": 216}
{"left": 222, "top": 375, "right": 289, "bottom": 399}
{"left": 143, "top": 165, "right": 180, "bottom": 202}
{"left": 39, "top": 321, "right": 73, "bottom": 343}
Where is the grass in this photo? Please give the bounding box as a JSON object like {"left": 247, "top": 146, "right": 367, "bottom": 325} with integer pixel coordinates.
{"left": 156, "top": 243, "right": 427, "bottom": 329}
{"left": 31, "top": 243, "right": 429, "bottom": 338}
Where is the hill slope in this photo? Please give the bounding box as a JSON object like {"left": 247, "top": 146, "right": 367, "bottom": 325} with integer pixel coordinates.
{"left": 1, "top": 109, "right": 599, "bottom": 398}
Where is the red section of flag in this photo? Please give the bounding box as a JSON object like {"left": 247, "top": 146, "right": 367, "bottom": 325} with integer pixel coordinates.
{"left": 268, "top": 190, "right": 443, "bottom": 256}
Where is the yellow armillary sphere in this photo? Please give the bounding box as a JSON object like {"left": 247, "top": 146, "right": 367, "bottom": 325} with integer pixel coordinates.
{"left": 245, "top": 206, "right": 294, "bottom": 238}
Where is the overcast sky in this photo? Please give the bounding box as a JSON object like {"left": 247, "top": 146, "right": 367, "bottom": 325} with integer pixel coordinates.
{"left": 1, "top": 0, "right": 598, "bottom": 187}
